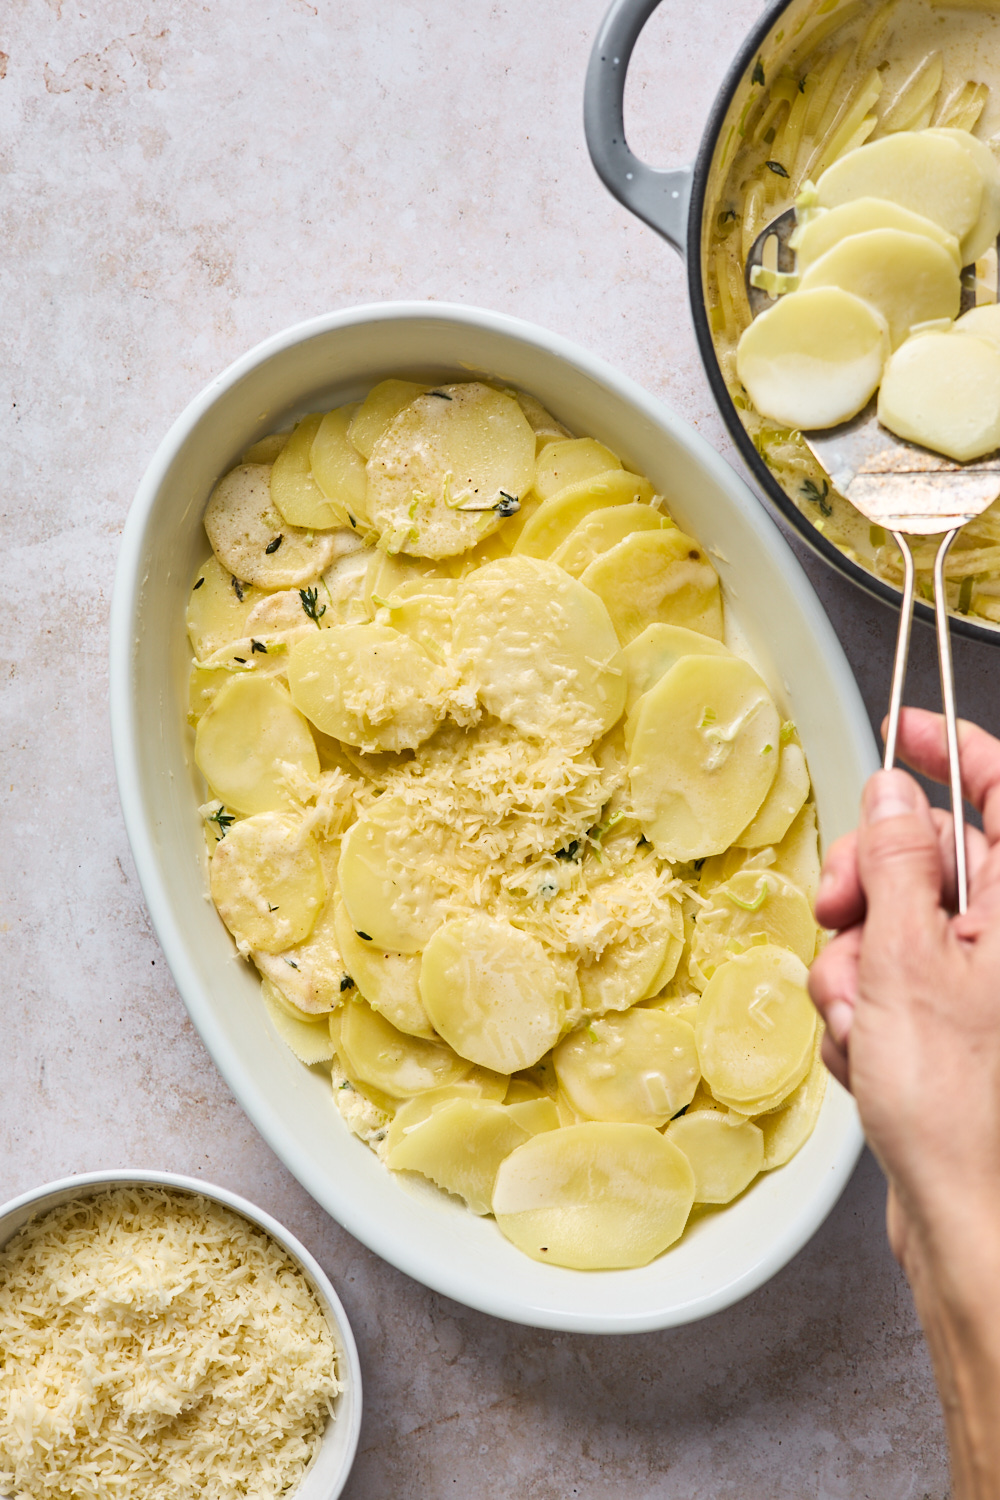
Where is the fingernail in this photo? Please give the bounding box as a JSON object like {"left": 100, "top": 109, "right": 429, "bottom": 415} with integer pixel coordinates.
{"left": 826, "top": 999, "right": 853, "bottom": 1045}
{"left": 864, "top": 769, "right": 917, "bottom": 825}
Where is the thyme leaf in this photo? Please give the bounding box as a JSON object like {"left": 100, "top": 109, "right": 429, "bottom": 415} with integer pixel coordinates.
{"left": 208, "top": 807, "right": 235, "bottom": 837}
{"left": 765, "top": 159, "right": 789, "bottom": 178}
{"left": 231, "top": 575, "right": 245, "bottom": 602}
{"left": 265, "top": 534, "right": 283, "bottom": 554}
{"left": 193, "top": 576, "right": 205, "bottom": 590}
{"left": 357, "top": 931, "right": 372, "bottom": 942}
{"left": 752, "top": 57, "right": 765, "bottom": 87}
{"left": 251, "top": 638, "right": 267, "bottom": 653}
{"left": 801, "top": 477, "right": 833, "bottom": 516}
{"left": 555, "top": 840, "right": 580, "bottom": 862}
{"left": 340, "top": 974, "right": 355, "bottom": 992}
{"left": 299, "top": 585, "right": 326, "bottom": 624}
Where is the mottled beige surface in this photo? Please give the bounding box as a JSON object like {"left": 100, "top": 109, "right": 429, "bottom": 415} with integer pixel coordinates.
{"left": 2, "top": 0, "right": 996, "bottom": 1495}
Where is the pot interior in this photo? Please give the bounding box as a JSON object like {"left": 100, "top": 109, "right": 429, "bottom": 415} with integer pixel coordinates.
{"left": 693, "top": 0, "right": 1000, "bottom": 643}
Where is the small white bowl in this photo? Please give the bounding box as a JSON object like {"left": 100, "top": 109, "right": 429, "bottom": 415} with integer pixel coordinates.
{"left": 0, "top": 1169, "right": 361, "bottom": 1499}
{"left": 110, "top": 301, "right": 876, "bottom": 1332}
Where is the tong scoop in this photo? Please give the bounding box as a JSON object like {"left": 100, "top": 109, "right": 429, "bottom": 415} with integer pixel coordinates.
{"left": 745, "top": 210, "right": 1000, "bottom": 912}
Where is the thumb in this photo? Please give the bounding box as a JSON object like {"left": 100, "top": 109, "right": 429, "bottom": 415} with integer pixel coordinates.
{"left": 856, "top": 768, "right": 944, "bottom": 926}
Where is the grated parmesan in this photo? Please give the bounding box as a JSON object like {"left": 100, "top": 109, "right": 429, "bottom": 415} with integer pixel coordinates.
{"left": 0, "top": 1186, "right": 342, "bottom": 1500}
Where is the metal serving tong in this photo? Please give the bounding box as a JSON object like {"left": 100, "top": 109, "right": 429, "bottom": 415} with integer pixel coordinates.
{"left": 745, "top": 211, "right": 1000, "bottom": 914}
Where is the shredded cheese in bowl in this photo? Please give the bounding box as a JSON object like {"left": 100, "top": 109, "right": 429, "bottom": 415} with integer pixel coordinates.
{"left": 0, "top": 1184, "right": 345, "bottom": 1500}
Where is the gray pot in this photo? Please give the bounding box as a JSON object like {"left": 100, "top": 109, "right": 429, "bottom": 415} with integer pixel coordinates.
{"left": 584, "top": 0, "right": 1000, "bottom": 645}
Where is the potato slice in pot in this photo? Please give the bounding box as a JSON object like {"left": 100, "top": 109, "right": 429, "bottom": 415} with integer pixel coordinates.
{"left": 736, "top": 286, "right": 889, "bottom": 430}
{"left": 287, "top": 623, "right": 452, "bottom": 752}
{"left": 550, "top": 502, "right": 675, "bottom": 578}
{"left": 333, "top": 894, "right": 435, "bottom": 1039}
{"left": 629, "top": 655, "right": 780, "bottom": 861}
{"left": 388, "top": 1097, "right": 531, "bottom": 1215}
{"left": 878, "top": 329, "right": 1000, "bottom": 463}
{"left": 797, "top": 229, "right": 960, "bottom": 350}
{"left": 333, "top": 995, "right": 471, "bottom": 1099}
{"left": 955, "top": 302, "right": 1000, "bottom": 350}
{"left": 513, "top": 469, "right": 655, "bottom": 558}
{"left": 366, "top": 382, "right": 535, "bottom": 558}
{"left": 310, "top": 404, "right": 370, "bottom": 526}
{"left": 195, "top": 674, "right": 319, "bottom": 815}
{"left": 204, "top": 463, "right": 340, "bottom": 588}
{"left": 793, "top": 197, "right": 961, "bottom": 274}
{"left": 338, "top": 795, "right": 451, "bottom": 954}
{"left": 695, "top": 945, "right": 816, "bottom": 1113}
{"left": 815, "top": 130, "right": 984, "bottom": 249}
{"left": 554, "top": 1010, "right": 699, "bottom": 1127}
{"left": 492, "top": 1122, "right": 695, "bottom": 1269}
{"left": 209, "top": 811, "right": 325, "bottom": 954}
{"left": 419, "top": 914, "right": 567, "bottom": 1073}
{"left": 578, "top": 898, "right": 683, "bottom": 1015}
{"left": 736, "top": 741, "right": 810, "bottom": 848}
{"left": 580, "top": 529, "right": 723, "bottom": 645}
{"left": 452, "top": 556, "right": 625, "bottom": 748}
{"left": 260, "top": 978, "right": 336, "bottom": 1065}
{"left": 254, "top": 894, "right": 350, "bottom": 1015}
{"left": 926, "top": 127, "right": 1000, "bottom": 265}
{"left": 534, "top": 437, "right": 622, "bottom": 497}
{"left": 758, "top": 1039, "right": 828, "bottom": 1170}
{"left": 665, "top": 1112, "right": 763, "bottom": 1204}
{"left": 271, "top": 414, "right": 341, "bottom": 530}
{"left": 690, "top": 869, "right": 816, "bottom": 983}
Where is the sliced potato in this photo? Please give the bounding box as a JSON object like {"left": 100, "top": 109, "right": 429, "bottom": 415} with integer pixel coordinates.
{"left": 379, "top": 578, "right": 460, "bottom": 653}
{"left": 335, "top": 995, "right": 471, "bottom": 1099}
{"left": 385, "top": 1080, "right": 512, "bottom": 1156}
{"left": 259, "top": 978, "right": 336, "bottom": 1064}
{"left": 797, "top": 229, "right": 960, "bottom": 349}
{"left": 186, "top": 555, "right": 263, "bottom": 660}
{"left": 695, "top": 944, "right": 816, "bottom": 1113}
{"left": 629, "top": 655, "right": 780, "bottom": 861}
{"left": 554, "top": 1010, "right": 699, "bottom": 1127}
{"left": 322, "top": 548, "right": 371, "bottom": 626}
{"left": 758, "top": 1039, "right": 828, "bottom": 1170}
{"left": 388, "top": 1097, "right": 531, "bottom": 1214}
{"left": 338, "top": 795, "right": 450, "bottom": 953}
{"left": 533, "top": 437, "right": 622, "bottom": 498}
{"left": 816, "top": 130, "right": 984, "bottom": 248}
{"left": 287, "top": 623, "right": 451, "bottom": 752}
{"left": 878, "top": 329, "right": 1000, "bottom": 463}
{"left": 419, "top": 914, "right": 567, "bottom": 1073}
{"left": 333, "top": 894, "right": 435, "bottom": 1038}
{"left": 580, "top": 529, "right": 723, "bottom": 645}
{"left": 366, "top": 382, "right": 535, "bottom": 558}
{"left": 927, "top": 127, "right": 1000, "bottom": 264}
{"left": 622, "top": 623, "right": 732, "bottom": 717}
{"left": 452, "top": 556, "right": 625, "bottom": 748}
{"left": 736, "top": 286, "right": 890, "bottom": 429}
{"left": 242, "top": 431, "right": 290, "bottom": 465}
{"left": 955, "top": 302, "right": 1000, "bottom": 350}
{"left": 513, "top": 391, "right": 571, "bottom": 447}
{"left": 492, "top": 1122, "right": 695, "bottom": 1269}
{"left": 736, "top": 741, "right": 810, "bottom": 848}
{"left": 513, "top": 469, "right": 656, "bottom": 558}
{"left": 271, "top": 414, "right": 341, "bottom": 529}
{"left": 210, "top": 811, "right": 325, "bottom": 954}
{"left": 310, "top": 404, "right": 370, "bottom": 525}
{"left": 793, "top": 197, "right": 961, "bottom": 273}
{"left": 253, "top": 894, "right": 350, "bottom": 1015}
{"left": 690, "top": 869, "right": 816, "bottom": 982}
{"left": 550, "top": 502, "right": 674, "bottom": 578}
{"left": 578, "top": 898, "right": 683, "bottom": 1014}
{"left": 665, "top": 1111, "right": 763, "bottom": 1204}
{"left": 506, "top": 1096, "right": 561, "bottom": 1134}
{"left": 204, "top": 463, "right": 339, "bottom": 588}
{"left": 772, "top": 801, "right": 822, "bottom": 908}
{"left": 194, "top": 674, "right": 319, "bottom": 815}
{"left": 348, "top": 379, "right": 429, "bottom": 459}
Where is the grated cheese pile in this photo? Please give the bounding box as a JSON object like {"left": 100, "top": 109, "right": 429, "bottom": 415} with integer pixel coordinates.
{"left": 0, "top": 1186, "right": 342, "bottom": 1500}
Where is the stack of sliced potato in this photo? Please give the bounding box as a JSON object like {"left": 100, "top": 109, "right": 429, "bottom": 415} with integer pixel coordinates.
{"left": 737, "top": 128, "right": 1000, "bottom": 459}
{"left": 185, "top": 376, "right": 830, "bottom": 1271}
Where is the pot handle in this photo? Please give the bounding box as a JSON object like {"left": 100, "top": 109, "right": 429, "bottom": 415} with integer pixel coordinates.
{"left": 584, "top": 0, "right": 693, "bottom": 260}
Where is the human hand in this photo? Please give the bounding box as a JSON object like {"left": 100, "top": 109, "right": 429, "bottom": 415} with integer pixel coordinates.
{"left": 808, "top": 708, "right": 1000, "bottom": 1265}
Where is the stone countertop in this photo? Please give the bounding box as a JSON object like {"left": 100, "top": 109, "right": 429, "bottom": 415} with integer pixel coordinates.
{"left": 2, "top": 1, "right": 992, "bottom": 1495}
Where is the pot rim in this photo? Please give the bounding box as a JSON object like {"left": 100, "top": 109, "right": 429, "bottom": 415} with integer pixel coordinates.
{"left": 684, "top": 0, "right": 1000, "bottom": 647}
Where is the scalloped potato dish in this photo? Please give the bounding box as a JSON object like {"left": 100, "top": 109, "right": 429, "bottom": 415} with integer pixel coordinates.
{"left": 185, "top": 376, "right": 827, "bottom": 1271}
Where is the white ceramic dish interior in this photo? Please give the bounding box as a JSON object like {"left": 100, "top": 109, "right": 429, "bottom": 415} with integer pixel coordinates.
{"left": 110, "top": 301, "right": 876, "bottom": 1334}
{"left": 0, "top": 1168, "right": 362, "bottom": 1500}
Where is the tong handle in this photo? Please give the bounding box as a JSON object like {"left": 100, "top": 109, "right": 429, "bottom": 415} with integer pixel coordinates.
{"left": 884, "top": 529, "right": 967, "bottom": 915}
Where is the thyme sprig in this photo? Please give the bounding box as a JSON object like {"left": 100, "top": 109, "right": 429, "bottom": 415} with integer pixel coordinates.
{"left": 299, "top": 586, "right": 326, "bottom": 624}
{"left": 801, "top": 477, "right": 833, "bottom": 516}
